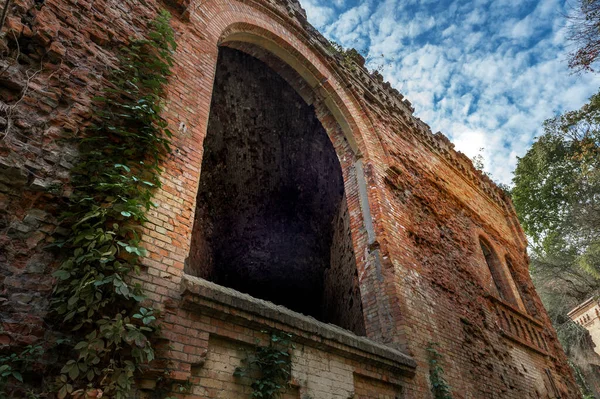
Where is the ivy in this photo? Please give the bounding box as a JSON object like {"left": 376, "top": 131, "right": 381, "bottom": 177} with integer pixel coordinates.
{"left": 427, "top": 343, "right": 453, "bottom": 399}
{"left": 45, "top": 10, "right": 176, "bottom": 399}
{"left": 0, "top": 345, "right": 44, "bottom": 399}
{"left": 234, "top": 331, "right": 294, "bottom": 399}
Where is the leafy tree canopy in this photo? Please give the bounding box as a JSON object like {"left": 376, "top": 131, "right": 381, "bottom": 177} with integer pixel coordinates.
{"left": 513, "top": 91, "right": 600, "bottom": 247}
{"left": 512, "top": 89, "right": 600, "bottom": 356}
{"left": 569, "top": 0, "right": 600, "bottom": 72}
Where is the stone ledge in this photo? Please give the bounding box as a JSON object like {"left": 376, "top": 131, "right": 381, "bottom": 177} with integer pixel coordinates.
{"left": 180, "top": 274, "right": 416, "bottom": 375}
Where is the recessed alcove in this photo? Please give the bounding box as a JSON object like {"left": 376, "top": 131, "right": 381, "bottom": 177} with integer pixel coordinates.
{"left": 186, "top": 47, "right": 365, "bottom": 335}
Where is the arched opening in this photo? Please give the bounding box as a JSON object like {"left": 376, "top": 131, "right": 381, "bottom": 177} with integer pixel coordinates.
{"left": 505, "top": 256, "right": 537, "bottom": 316}
{"left": 187, "top": 46, "right": 366, "bottom": 335}
{"left": 480, "top": 238, "right": 518, "bottom": 306}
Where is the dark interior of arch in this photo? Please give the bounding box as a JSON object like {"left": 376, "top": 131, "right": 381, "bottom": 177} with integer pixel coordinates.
{"left": 187, "top": 47, "right": 366, "bottom": 335}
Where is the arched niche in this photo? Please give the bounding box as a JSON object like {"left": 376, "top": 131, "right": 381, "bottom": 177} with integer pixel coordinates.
{"left": 186, "top": 44, "right": 367, "bottom": 335}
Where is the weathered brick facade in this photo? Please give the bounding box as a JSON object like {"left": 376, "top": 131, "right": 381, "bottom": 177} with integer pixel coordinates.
{"left": 0, "top": 0, "right": 581, "bottom": 397}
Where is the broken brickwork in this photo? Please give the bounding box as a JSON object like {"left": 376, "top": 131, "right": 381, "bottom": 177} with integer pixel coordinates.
{"left": 0, "top": 0, "right": 581, "bottom": 397}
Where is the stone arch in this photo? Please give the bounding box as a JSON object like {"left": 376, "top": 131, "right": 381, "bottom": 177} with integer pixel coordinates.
{"left": 188, "top": 1, "right": 386, "bottom": 161}
{"left": 199, "top": 17, "right": 400, "bottom": 343}
{"left": 180, "top": 14, "right": 396, "bottom": 338}
{"left": 217, "top": 22, "right": 367, "bottom": 155}
{"left": 151, "top": 1, "right": 402, "bottom": 343}
{"left": 189, "top": 45, "right": 368, "bottom": 333}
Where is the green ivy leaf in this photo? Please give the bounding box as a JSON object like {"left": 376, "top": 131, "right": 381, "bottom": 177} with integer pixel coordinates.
{"left": 74, "top": 341, "right": 88, "bottom": 350}
{"left": 58, "top": 385, "right": 68, "bottom": 399}
{"left": 53, "top": 270, "right": 71, "bottom": 280}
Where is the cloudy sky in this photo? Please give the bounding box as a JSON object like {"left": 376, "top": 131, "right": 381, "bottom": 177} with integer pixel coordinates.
{"left": 299, "top": 0, "right": 600, "bottom": 184}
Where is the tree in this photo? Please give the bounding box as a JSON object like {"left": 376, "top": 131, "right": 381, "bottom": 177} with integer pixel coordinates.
{"left": 513, "top": 1, "right": 600, "bottom": 395}
{"left": 513, "top": 89, "right": 600, "bottom": 249}
{"left": 512, "top": 89, "right": 600, "bottom": 353}
{"left": 568, "top": 0, "right": 600, "bottom": 72}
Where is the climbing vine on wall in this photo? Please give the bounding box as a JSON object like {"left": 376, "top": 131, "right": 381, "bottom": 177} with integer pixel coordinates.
{"left": 47, "top": 10, "right": 176, "bottom": 399}
{"left": 0, "top": 344, "right": 44, "bottom": 399}
{"left": 234, "top": 331, "right": 294, "bottom": 399}
{"left": 427, "top": 343, "right": 453, "bottom": 399}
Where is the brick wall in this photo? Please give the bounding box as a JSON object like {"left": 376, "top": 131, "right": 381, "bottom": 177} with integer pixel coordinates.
{"left": 0, "top": 0, "right": 581, "bottom": 397}
{"left": 324, "top": 193, "right": 366, "bottom": 336}
{"left": 174, "top": 275, "right": 415, "bottom": 399}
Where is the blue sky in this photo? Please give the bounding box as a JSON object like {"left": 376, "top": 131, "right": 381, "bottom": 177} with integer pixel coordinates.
{"left": 299, "top": 0, "right": 600, "bottom": 184}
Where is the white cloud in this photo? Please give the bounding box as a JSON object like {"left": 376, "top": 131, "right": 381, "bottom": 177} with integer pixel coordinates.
{"left": 299, "top": 0, "right": 600, "bottom": 184}
{"left": 300, "top": 0, "right": 335, "bottom": 28}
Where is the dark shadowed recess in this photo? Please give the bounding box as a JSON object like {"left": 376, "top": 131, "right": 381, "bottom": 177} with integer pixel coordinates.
{"left": 186, "top": 47, "right": 365, "bottom": 335}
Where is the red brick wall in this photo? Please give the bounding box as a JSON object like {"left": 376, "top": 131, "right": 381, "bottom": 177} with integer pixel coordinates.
{"left": 0, "top": 0, "right": 580, "bottom": 397}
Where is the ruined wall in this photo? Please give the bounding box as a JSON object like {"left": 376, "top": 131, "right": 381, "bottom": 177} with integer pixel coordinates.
{"left": 380, "top": 155, "right": 566, "bottom": 397}
{"left": 324, "top": 193, "right": 366, "bottom": 336}
{"left": 354, "top": 374, "right": 403, "bottom": 398}
{"left": 191, "top": 335, "right": 300, "bottom": 399}
{"left": 363, "top": 92, "right": 577, "bottom": 397}
{"left": 0, "top": 0, "right": 580, "bottom": 398}
{"left": 176, "top": 276, "right": 415, "bottom": 399}
{"left": 0, "top": 0, "right": 161, "bottom": 348}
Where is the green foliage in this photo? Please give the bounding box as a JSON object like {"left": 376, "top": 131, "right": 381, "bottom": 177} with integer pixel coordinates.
{"left": 513, "top": 89, "right": 600, "bottom": 243}
{"left": 326, "top": 40, "right": 365, "bottom": 72}
{"left": 45, "top": 10, "right": 176, "bottom": 399}
{"left": 0, "top": 345, "right": 44, "bottom": 398}
{"left": 568, "top": 0, "right": 600, "bottom": 72}
{"left": 541, "top": 291, "right": 593, "bottom": 355}
{"left": 513, "top": 88, "right": 600, "bottom": 293}
{"left": 471, "top": 151, "right": 486, "bottom": 172}
{"left": 234, "top": 331, "right": 294, "bottom": 399}
{"left": 512, "top": 82, "right": 600, "bottom": 395}
{"left": 570, "top": 360, "right": 595, "bottom": 398}
{"left": 469, "top": 148, "right": 511, "bottom": 196}
{"left": 427, "top": 343, "right": 453, "bottom": 399}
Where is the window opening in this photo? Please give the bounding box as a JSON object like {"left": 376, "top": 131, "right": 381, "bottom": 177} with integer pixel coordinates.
{"left": 186, "top": 47, "right": 366, "bottom": 335}
{"left": 505, "top": 256, "right": 536, "bottom": 315}
{"left": 480, "top": 239, "right": 518, "bottom": 306}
